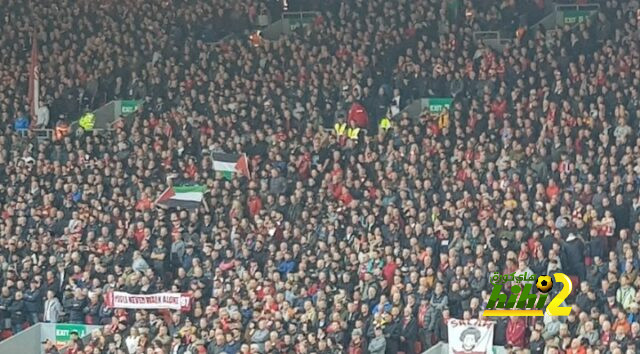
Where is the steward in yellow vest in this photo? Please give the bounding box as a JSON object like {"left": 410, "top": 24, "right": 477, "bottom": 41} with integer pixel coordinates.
{"left": 79, "top": 112, "right": 96, "bottom": 131}
{"left": 379, "top": 116, "right": 391, "bottom": 130}
{"left": 347, "top": 127, "right": 359, "bottom": 140}
{"left": 438, "top": 109, "right": 450, "bottom": 130}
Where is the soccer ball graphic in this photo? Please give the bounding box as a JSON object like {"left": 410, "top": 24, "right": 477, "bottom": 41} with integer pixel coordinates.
{"left": 536, "top": 275, "right": 553, "bottom": 293}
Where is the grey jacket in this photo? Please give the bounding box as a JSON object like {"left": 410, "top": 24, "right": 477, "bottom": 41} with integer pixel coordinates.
{"left": 43, "top": 298, "right": 64, "bottom": 323}
{"left": 368, "top": 336, "right": 386, "bottom": 354}
{"left": 542, "top": 320, "right": 561, "bottom": 340}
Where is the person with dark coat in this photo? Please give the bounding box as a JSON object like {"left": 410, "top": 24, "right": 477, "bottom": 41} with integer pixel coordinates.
{"left": 8, "top": 291, "right": 26, "bottom": 334}
{"left": 0, "top": 287, "right": 13, "bottom": 330}
{"left": 562, "top": 233, "right": 587, "bottom": 280}
{"left": 587, "top": 256, "right": 608, "bottom": 289}
{"left": 382, "top": 310, "right": 402, "bottom": 354}
{"left": 44, "top": 271, "right": 62, "bottom": 300}
{"left": 493, "top": 317, "right": 508, "bottom": 346}
{"left": 399, "top": 306, "right": 418, "bottom": 354}
{"left": 434, "top": 309, "right": 450, "bottom": 344}
{"left": 427, "top": 282, "right": 448, "bottom": 330}
{"left": 98, "top": 301, "right": 114, "bottom": 325}
{"left": 448, "top": 284, "right": 464, "bottom": 319}
{"left": 24, "top": 280, "right": 44, "bottom": 325}
{"left": 417, "top": 299, "right": 432, "bottom": 351}
{"left": 83, "top": 294, "right": 101, "bottom": 325}
{"left": 575, "top": 282, "right": 596, "bottom": 312}
{"left": 65, "top": 289, "right": 88, "bottom": 324}
{"left": 612, "top": 194, "right": 630, "bottom": 234}
{"left": 529, "top": 326, "right": 545, "bottom": 354}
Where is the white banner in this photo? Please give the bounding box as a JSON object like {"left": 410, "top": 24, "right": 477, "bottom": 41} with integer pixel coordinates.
{"left": 105, "top": 291, "right": 192, "bottom": 311}
{"left": 447, "top": 318, "right": 494, "bottom": 354}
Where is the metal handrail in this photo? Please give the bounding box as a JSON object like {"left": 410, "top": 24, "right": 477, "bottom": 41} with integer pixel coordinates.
{"left": 555, "top": 3, "right": 600, "bottom": 12}
{"left": 17, "top": 125, "right": 113, "bottom": 142}
{"left": 555, "top": 3, "right": 600, "bottom": 27}
{"left": 33, "top": 128, "right": 53, "bottom": 138}
{"left": 212, "top": 32, "right": 237, "bottom": 46}
{"left": 281, "top": 11, "right": 318, "bottom": 29}
{"left": 17, "top": 128, "right": 51, "bottom": 137}
{"left": 473, "top": 31, "right": 500, "bottom": 41}
{"left": 472, "top": 30, "right": 512, "bottom": 51}
{"left": 282, "top": 11, "right": 318, "bottom": 19}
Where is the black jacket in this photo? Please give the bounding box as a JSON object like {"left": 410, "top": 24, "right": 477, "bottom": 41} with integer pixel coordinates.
{"left": 400, "top": 317, "right": 418, "bottom": 354}
{"left": 493, "top": 317, "right": 508, "bottom": 346}
{"left": 83, "top": 301, "right": 100, "bottom": 325}
{"left": 99, "top": 302, "right": 114, "bottom": 325}
{"left": 24, "top": 287, "right": 44, "bottom": 313}
{"left": 530, "top": 338, "right": 544, "bottom": 354}
{"left": 0, "top": 294, "right": 12, "bottom": 320}
{"left": 9, "top": 298, "right": 25, "bottom": 323}
{"left": 65, "top": 297, "right": 88, "bottom": 323}
{"left": 562, "top": 238, "right": 586, "bottom": 278}
{"left": 434, "top": 316, "right": 448, "bottom": 343}
{"left": 383, "top": 319, "right": 402, "bottom": 354}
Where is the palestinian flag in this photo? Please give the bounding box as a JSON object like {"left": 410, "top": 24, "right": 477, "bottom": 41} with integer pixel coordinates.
{"left": 155, "top": 185, "right": 205, "bottom": 209}
{"left": 212, "top": 152, "right": 250, "bottom": 180}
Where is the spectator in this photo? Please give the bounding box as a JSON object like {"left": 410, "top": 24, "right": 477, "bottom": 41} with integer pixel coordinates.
{"left": 400, "top": 305, "right": 418, "bottom": 354}
{"left": 616, "top": 275, "right": 637, "bottom": 311}
{"left": 543, "top": 316, "right": 562, "bottom": 341}
{"left": 65, "top": 289, "right": 87, "bottom": 324}
{"left": 24, "top": 279, "right": 44, "bottom": 325}
{"left": 43, "top": 290, "right": 64, "bottom": 323}
{"left": 368, "top": 326, "right": 386, "bottom": 354}
{"left": 9, "top": 291, "right": 25, "bottom": 334}
{"left": 506, "top": 316, "right": 527, "bottom": 349}
{"left": 42, "top": 338, "right": 60, "bottom": 354}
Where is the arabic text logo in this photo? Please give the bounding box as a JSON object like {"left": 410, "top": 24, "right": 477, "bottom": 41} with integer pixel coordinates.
{"left": 483, "top": 273, "right": 572, "bottom": 317}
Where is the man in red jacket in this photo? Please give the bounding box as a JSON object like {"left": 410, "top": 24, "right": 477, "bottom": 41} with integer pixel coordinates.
{"left": 506, "top": 316, "right": 527, "bottom": 349}
{"left": 348, "top": 102, "right": 369, "bottom": 128}
{"left": 347, "top": 329, "right": 364, "bottom": 354}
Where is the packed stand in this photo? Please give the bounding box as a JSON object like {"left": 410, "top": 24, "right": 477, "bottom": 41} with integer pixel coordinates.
{"left": 1, "top": 0, "right": 640, "bottom": 354}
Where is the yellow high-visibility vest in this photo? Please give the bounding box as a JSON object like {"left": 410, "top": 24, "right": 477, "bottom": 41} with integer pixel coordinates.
{"left": 347, "top": 127, "right": 360, "bottom": 140}
{"left": 335, "top": 122, "right": 347, "bottom": 136}
{"left": 79, "top": 113, "right": 96, "bottom": 131}
{"left": 438, "top": 111, "right": 449, "bottom": 130}
{"left": 379, "top": 117, "right": 391, "bottom": 130}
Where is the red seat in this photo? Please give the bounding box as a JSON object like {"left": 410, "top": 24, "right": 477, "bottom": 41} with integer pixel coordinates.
{"left": 568, "top": 275, "right": 580, "bottom": 296}
{"left": 0, "top": 329, "right": 12, "bottom": 340}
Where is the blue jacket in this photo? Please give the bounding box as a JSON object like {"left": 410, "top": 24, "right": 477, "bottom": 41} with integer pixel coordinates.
{"left": 277, "top": 260, "right": 296, "bottom": 276}
{"left": 14, "top": 116, "right": 29, "bottom": 132}
{"left": 223, "top": 341, "right": 241, "bottom": 354}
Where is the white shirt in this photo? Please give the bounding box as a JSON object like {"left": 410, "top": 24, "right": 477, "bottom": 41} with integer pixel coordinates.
{"left": 390, "top": 95, "right": 401, "bottom": 116}
{"left": 36, "top": 105, "right": 49, "bottom": 127}
{"left": 126, "top": 335, "right": 140, "bottom": 353}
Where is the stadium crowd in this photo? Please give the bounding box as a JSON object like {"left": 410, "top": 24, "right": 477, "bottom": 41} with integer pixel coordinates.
{"left": 1, "top": 0, "right": 640, "bottom": 353}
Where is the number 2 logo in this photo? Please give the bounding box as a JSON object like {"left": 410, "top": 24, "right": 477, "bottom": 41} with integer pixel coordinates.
{"left": 545, "top": 273, "right": 573, "bottom": 316}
